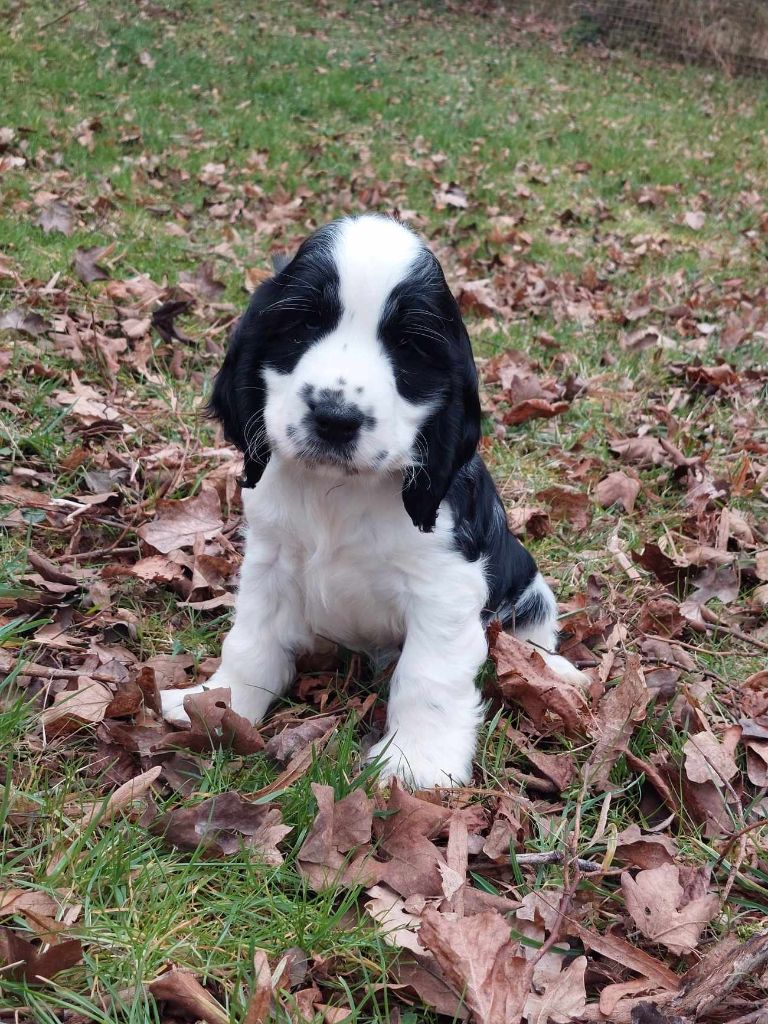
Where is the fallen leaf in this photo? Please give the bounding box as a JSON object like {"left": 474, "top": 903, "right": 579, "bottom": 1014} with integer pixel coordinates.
{"left": 683, "top": 729, "right": 739, "bottom": 787}
{"left": 138, "top": 485, "right": 224, "bottom": 553}
{"left": 0, "top": 928, "right": 82, "bottom": 983}
{"left": 595, "top": 471, "right": 641, "bottom": 512}
{"left": 611, "top": 437, "right": 668, "bottom": 467}
{"left": 524, "top": 954, "right": 587, "bottom": 1024}
{"left": 536, "top": 486, "right": 590, "bottom": 531}
{"left": 152, "top": 791, "right": 290, "bottom": 862}
{"left": 152, "top": 298, "right": 194, "bottom": 343}
{"left": 434, "top": 182, "right": 468, "bottom": 208}
{"left": 504, "top": 398, "right": 569, "bottom": 426}
{"left": 179, "top": 261, "right": 226, "bottom": 301}
{"left": 36, "top": 200, "right": 74, "bottom": 235}
{"left": 74, "top": 766, "right": 161, "bottom": 826}
{"left": 419, "top": 908, "right": 533, "bottom": 1024}
{"left": 683, "top": 210, "right": 706, "bottom": 230}
{"left": 297, "top": 783, "right": 380, "bottom": 890}
{"left": 41, "top": 677, "right": 113, "bottom": 735}
{"left": 506, "top": 506, "right": 551, "bottom": 539}
{"left": 0, "top": 307, "right": 49, "bottom": 336}
{"left": 54, "top": 373, "right": 124, "bottom": 427}
{"left": 586, "top": 654, "right": 649, "bottom": 788}
{"left": 364, "top": 884, "right": 427, "bottom": 956}
{"left": 149, "top": 969, "right": 228, "bottom": 1024}
{"left": 74, "top": 245, "right": 112, "bottom": 284}
{"left": 243, "top": 949, "right": 273, "bottom": 1024}
{"left": 490, "top": 631, "right": 589, "bottom": 735}
{"left": 621, "top": 863, "right": 718, "bottom": 955}
{"left": 264, "top": 716, "right": 340, "bottom": 764}
{"left": 614, "top": 824, "right": 677, "bottom": 869}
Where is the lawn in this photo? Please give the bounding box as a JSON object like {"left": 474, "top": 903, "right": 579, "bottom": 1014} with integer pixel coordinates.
{"left": 1, "top": 1, "right": 767, "bottom": 1022}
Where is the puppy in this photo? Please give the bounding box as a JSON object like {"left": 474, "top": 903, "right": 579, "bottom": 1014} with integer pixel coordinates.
{"left": 161, "top": 214, "right": 584, "bottom": 788}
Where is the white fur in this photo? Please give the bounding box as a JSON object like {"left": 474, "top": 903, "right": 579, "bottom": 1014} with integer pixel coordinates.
{"left": 263, "top": 217, "right": 428, "bottom": 476}
{"left": 160, "top": 215, "right": 583, "bottom": 788}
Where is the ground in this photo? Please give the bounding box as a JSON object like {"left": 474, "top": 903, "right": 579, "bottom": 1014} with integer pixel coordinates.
{"left": 1, "top": 2, "right": 767, "bottom": 1022}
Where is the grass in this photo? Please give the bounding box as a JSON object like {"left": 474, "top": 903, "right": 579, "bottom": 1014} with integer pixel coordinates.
{"left": 1, "top": 0, "right": 767, "bottom": 1020}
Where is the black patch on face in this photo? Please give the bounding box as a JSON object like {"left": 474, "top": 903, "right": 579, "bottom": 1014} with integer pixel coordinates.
{"left": 207, "top": 223, "right": 343, "bottom": 485}
{"left": 378, "top": 249, "right": 481, "bottom": 532}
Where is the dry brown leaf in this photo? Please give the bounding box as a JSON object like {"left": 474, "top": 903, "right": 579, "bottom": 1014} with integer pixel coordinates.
{"left": 41, "top": 677, "right": 113, "bottom": 735}
{"left": 611, "top": 437, "right": 668, "bottom": 467}
{"left": 503, "top": 398, "right": 569, "bottom": 425}
{"left": 157, "top": 687, "right": 265, "bottom": 755}
{"left": 242, "top": 949, "right": 273, "bottom": 1024}
{"left": 536, "top": 486, "right": 591, "bottom": 531}
{"left": 683, "top": 210, "right": 706, "bottom": 230}
{"left": 595, "top": 471, "right": 641, "bottom": 513}
{"left": 74, "top": 245, "right": 112, "bottom": 284}
{"left": 0, "top": 928, "right": 82, "bottom": 984}
{"left": 491, "top": 631, "right": 589, "bottom": 735}
{"left": 138, "top": 485, "right": 224, "bottom": 553}
{"left": 524, "top": 955, "right": 587, "bottom": 1024}
{"left": 264, "top": 716, "right": 340, "bottom": 764}
{"left": 179, "top": 261, "right": 225, "bottom": 301}
{"left": 74, "top": 766, "right": 161, "bottom": 826}
{"left": 419, "top": 908, "right": 533, "bottom": 1024}
{"left": 36, "top": 200, "right": 74, "bottom": 236}
{"left": 298, "top": 783, "right": 380, "bottom": 890}
{"left": 364, "top": 884, "right": 427, "bottom": 956}
{"left": 614, "top": 824, "right": 677, "bottom": 870}
{"left": 575, "top": 925, "right": 681, "bottom": 992}
{"left": 683, "top": 729, "right": 739, "bottom": 787}
{"left": 149, "top": 969, "right": 228, "bottom": 1024}
{"left": 621, "top": 863, "right": 719, "bottom": 955}
{"left": 152, "top": 792, "right": 290, "bottom": 862}
{"left": 586, "top": 654, "right": 649, "bottom": 788}
{"left": 506, "top": 506, "right": 551, "bottom": 539}
{"left": 54, "top": 373, "right": 124, "bottom": 427}
{"left": 126, "top": 554, "right": 187, "bottom": 587}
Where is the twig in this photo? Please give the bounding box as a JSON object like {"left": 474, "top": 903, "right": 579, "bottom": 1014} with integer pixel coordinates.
{"left": 700, "top": 607, "right": 768, "bottom": 654}
{"left": 0, "top": 656, "right": 122, "bottom": 686}
{"left": 720, "top": 832, "right": 748, "bottom": 908}
{"left": 53, "top": 545, "right": 137, "bottom": 562}
{"left": 38, "top": 0, "right": 89, "bottom": 31}
{"left": 728, "top": 1008, "right": 768, "bottom": 1024}
{"left": 515, "top": 850, "right": 601, "bottom": 873}
{"left": 716, "top": 817, "right": 768, "bottom": 868}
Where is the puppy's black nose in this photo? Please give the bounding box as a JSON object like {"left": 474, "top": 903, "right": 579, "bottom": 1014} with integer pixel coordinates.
{"left": 311, "top": 400, "right": 364, "bottom": 445}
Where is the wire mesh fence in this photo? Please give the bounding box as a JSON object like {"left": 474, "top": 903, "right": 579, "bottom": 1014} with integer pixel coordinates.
{"left": 571, "top": 0, "right": 768, "bottom": 75}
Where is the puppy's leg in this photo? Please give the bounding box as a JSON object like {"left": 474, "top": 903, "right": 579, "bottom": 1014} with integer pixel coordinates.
{"left": 161, "top": 534, "right": 309, "bottom": 726}
{"left": 513, "top": 572, "right": 588, "bottom": 685}
{"left": 368, "top": 604, "right": 487, "bottom": 789}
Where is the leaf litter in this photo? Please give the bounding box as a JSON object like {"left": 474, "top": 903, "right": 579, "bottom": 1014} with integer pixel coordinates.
{"left": 1, "top": 3, "right": 768, "bottom": 1021}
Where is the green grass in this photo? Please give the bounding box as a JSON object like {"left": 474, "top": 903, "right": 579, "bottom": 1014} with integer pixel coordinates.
{"left": 1, "top": 1, "right": 767, "bottom": 1020}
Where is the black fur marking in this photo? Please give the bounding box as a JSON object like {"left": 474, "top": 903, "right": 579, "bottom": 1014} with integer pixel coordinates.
{"left": 208, "top": 223, "right": 342, "bottom": 486}
{"left": 379, "top": 249, "right": 481, "bottom": 533}
{"left": 445, "top": 455, "right": 538, "bottom": 625}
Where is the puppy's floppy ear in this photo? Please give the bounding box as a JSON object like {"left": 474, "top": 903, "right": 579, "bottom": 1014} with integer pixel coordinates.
{"left": 208, "top": 278, "right": 277, "bottom": 488}
{"left": 402, "top": 315, "right": 481, "bottom": 532}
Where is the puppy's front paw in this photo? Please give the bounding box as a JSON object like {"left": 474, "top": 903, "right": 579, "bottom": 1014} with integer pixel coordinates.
{"left": 159, "top": 683, "right": 204, "bottom": 726}
{"left": 541, "top": 652, "right": 590, "bottom": 687}
{"left": 367, "top": 732, "right": 472, "bottom": 790}
{"left": 159, "top": 669, "right": 272, "bottom": 727}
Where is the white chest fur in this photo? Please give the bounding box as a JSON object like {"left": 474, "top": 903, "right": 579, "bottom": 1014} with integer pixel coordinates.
{"left": 242, "top": 457, "right": 488, "bottom": 654}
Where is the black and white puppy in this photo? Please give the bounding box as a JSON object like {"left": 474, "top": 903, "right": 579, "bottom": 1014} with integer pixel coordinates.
{"left": 161, "top": 214, "right": 584, "bottom": 788}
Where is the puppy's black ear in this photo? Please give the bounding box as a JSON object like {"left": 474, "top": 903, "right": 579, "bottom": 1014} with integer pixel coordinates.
{"left": 402, "top": 316, "right": 481, "bottom": 532}
{"left": 208, "top": 278, "right": 276, "bottom": 488}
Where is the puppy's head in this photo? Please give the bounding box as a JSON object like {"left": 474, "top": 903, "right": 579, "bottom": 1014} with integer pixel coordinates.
{"left": 211, "top": 214, "right": 480, "bottom": 531}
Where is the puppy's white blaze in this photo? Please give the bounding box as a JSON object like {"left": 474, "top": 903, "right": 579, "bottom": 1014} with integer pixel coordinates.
{"left": 333, "top": 215, "right": 421, "bottom": 332}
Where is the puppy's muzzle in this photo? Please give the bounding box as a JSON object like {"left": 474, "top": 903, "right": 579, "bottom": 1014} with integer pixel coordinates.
{"left": 309, "top": 397, "right": 365, "bottom": 447}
